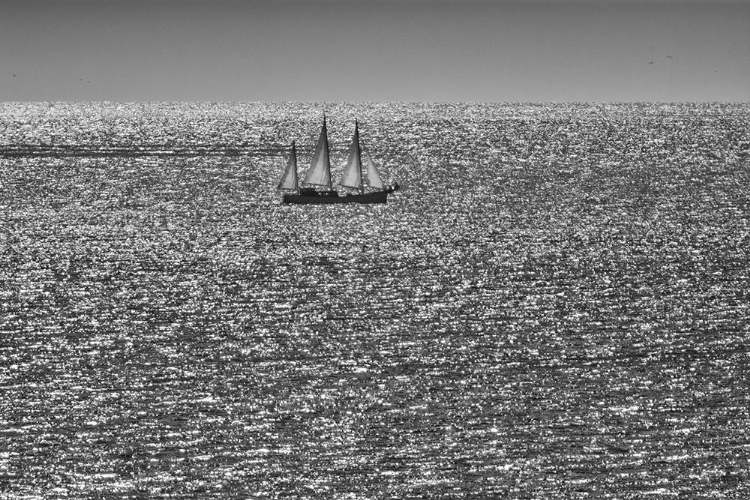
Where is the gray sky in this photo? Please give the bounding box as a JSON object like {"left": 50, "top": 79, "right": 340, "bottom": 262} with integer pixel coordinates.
{"left": 2, "top": 0, "right": 749, "bottom": 101}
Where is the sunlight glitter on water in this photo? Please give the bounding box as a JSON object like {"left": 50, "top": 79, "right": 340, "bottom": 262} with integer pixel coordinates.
{"left": 1, "top": 102, "right": 749, "bottom": 498}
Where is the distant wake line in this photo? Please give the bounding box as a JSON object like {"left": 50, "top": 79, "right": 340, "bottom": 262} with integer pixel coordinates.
{"left": 0, "top": 144, "right": 298, "bottom": 158}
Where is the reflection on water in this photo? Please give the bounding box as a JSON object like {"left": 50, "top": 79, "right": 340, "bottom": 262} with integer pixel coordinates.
{"left": 1, "top": 102, "right": 749, "bottom": 497}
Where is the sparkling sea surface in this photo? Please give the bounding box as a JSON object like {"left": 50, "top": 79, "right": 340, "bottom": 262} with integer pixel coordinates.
{"left": 1, "top": 102, "right": 749, "bottom": 498}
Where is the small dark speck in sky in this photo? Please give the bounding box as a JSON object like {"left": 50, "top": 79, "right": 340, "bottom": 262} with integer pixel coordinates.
{"left": 667, "top": 55, "right": 673, "bottom": 59}
{"left": 649, "top": 61, "right": 654, "bottom": 65}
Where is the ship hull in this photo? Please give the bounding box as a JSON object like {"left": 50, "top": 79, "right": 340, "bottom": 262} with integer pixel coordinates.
{"left": 283, "top": 190, "right": 390, "bottom": 205}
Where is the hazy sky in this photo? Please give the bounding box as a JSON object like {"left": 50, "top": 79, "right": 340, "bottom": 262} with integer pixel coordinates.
{"left": 2, "top": 0, "right": 748, "bottom": 102}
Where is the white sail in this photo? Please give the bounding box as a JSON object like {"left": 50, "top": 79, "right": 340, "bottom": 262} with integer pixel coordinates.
{"left": 339, "top": 122, "right": 363, "bottom": 192}
{"left": 302, "top": 118, "right": 332, "bottom": 190}
{"left": 362, "top": 148, "right": 385, "bottom": 190}
{"left": 277, "top": 141, "right": 299, "bottom": 191}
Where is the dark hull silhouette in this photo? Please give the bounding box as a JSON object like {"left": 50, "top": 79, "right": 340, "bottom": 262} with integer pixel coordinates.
{"left": 283, "top": 185, "right": 398, "bottom": 205}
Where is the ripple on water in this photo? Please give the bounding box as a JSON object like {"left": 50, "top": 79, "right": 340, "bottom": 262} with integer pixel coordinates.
{"left": 1, "top": 102, "right": 749, "bottom": 497}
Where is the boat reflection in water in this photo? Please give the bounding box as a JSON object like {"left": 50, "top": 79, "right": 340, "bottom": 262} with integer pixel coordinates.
{"left": 277, "top": 117, "right": 399, "bottom": 205}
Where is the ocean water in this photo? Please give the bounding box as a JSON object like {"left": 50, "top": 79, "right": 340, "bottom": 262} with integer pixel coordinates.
{"left": 1, "top": 102, "right": 749, "bottom": 498}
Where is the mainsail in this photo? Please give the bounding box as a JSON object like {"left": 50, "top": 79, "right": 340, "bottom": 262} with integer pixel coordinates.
{"left": 302, "top": 117, "right": 333, "bottom": 190}
{"left": 277, "top": 141, "right": 299, "bottom": 191}
{"left": 362, "top": 147, "right": 385, "bottom": 190}
{"left": 339, "top": 121, "right": 364, "bottom": 193}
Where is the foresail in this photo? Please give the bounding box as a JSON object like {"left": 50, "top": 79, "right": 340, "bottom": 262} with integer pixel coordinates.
{"left": 302, "top": 119, "right": 332, "bottom": 189}
{"left": 339, "top": 123, "right": 363, "bottom": 191}
{"left": 277, "top": 142, "right": 299, "bottom": 191}
{"left": 363, "top": 149, "right": 385, "bottom": 190}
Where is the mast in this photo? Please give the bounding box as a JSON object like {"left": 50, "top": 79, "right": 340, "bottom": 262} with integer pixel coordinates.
{"left": 302, "top": 115, "right": 333, "bottom": 191}
{"left": 356, "top": 121, "right": 363, "bottom": 194}
{"left": 339, "top": 119, "right": 364, "bottom": 194}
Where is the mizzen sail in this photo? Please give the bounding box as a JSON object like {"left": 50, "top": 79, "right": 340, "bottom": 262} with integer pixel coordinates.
{"left": 339, "top": 121, "right": 363, "bottom": 192}
{"left": 302, "top": 117, "right": 333, "bottom": 190}
{"left": 362, "top": 148, "right": 385, "bottom": 190}
{"left": 277, "top": 141, "right": 299, "bottom": 191}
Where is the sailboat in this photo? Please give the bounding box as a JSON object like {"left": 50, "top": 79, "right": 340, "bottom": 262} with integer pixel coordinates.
{"left": 277, "top": 117, "right": 399, "bottom": 205}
